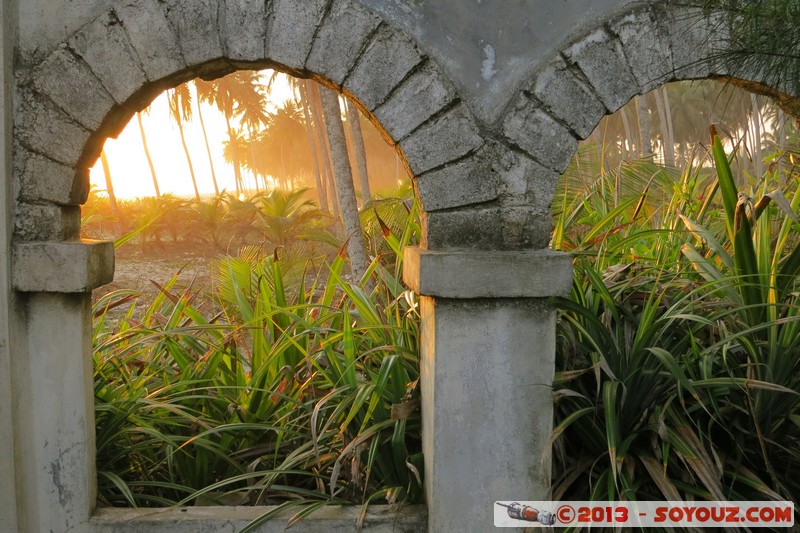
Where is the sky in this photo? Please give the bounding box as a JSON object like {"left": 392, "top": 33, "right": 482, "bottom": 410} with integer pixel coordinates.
{"left": 90, "top": 72, "right": 292, "bottom": 200}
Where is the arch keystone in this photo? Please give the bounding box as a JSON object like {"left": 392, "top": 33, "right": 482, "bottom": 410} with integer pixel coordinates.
{"left": 666, "top": 5, "right": 726, "bottom": 80}
{"left": 115, "top": 0, "right": 186, "bottom": 82}
{"left": 164, "top": 0, "right": 225, "bottom": 67}
{"left": 305, "top": 0, "right": 381, "bottom": 86}
{"left": 610, "top": 7, "right": 674, "bottom": 93}
{"left": 222, "top": 0, "right": 267, "bottom": 62}
{"left": 266, "top": 0, "right": 329, "bottom": 72}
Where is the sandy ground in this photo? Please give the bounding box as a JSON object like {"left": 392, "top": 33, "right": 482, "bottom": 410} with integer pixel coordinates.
{"left": 92, "top": 241, "right": 220, "bottom": 316}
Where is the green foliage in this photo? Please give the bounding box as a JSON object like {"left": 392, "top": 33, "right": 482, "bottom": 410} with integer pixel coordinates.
{"left": 93, "top": 200, "right": 423, "bottom": 517}
{"left": 552, "top": 131, "right": 800, "bottom": 507}
{"left": 701, "top": 0, "right": 800, "bottom": 102}
{"left": 82, "top": 190, "right": 340, "bottom": 255}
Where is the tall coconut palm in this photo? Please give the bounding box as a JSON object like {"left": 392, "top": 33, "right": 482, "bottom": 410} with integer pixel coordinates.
{"left": 653, "top": 87, "right": 676, "bottom": 167}
{"left": 275, "top": 102, "right": 312, "bottom": 189}
{"left": 222, "top": 130, "right": 251, "bottom": 192}
{"left": 635, "top": 95, "right": 652, "bottom": 158}
{"left": 299, "top": 80, "right": 328, "bottom": 211}
{"left": 344, "top": 98, "right": 371, "bottom": 204}
{"left": 241, "top": 100, "right": 315, "bottom": 190}
{"left": 136, "top": 109, "right": 161, "bottom": 197}
{"left": 196, "top": 72, "right": 268, "bottom": 195}
{"left": 192, "top": 81, "right": 220, "bottom": 196}
{"left": 310, "top": 82, "right": 341, "bottom": 222}
{"left": 167, "top": 85, "right": 200, "bottom": 201}
{"left": 99, "top": 149, "right": 118, "bottom": 216}
{"left": 318, "top": 86, "right": 368, "bottom": 280}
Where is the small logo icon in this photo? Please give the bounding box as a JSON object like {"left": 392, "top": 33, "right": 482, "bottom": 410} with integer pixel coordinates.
{"left": 495, "top": 502, "right": 556, "bottom": 525}
{"left": 556, "top": 504, "right": 575, "bottom": 524}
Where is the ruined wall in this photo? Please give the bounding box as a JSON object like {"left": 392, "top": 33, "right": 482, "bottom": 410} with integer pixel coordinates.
{"left": 4, "top": 1, "right": 799, "bottom": 532}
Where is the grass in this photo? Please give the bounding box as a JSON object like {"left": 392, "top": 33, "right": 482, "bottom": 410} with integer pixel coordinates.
{"left": 93, "top": 196, "right": 423, "bottom": 527}
{"left": 551, "top": 127, "right": 800, "bottom": 512}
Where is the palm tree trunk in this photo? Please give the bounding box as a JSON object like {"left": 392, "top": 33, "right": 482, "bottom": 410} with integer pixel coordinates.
{"left": 653, "top": 90, "right": 675, "bottom": 167}
{"left": 194, "top": 86, "right": 219, "bottom": 196}
{"left": 679, "top": 140, "right": 688, "bottom": 168}
{"left": 137, "top": 111, "right": 161, "bottom": 197}
{"left": 300, "top": 81, "right": 327, "bottom": 211}
{"left": 619, "top": 107, "right": 633, "bottom": 160}
{"left": 662, "top": 87, "right": 676, "bottom": 167}
{"left": 176, "top": 119, "right": 200, "bottom": 201}
{"left": 319, "top": 86, "right": 368, "bottom": 281}
{"left": 751, "top": 94, "right": 764, "bottom": 179}
{"left": 100, "top": 150, "right": 118, "bottom": 216}
{"left": 100, "top": 150, "right": 121, "bottom": 236}
{"left": 345, "top": 98, "right": 371, "bottom": 204}
{"left": 635, "top": 95, "right": 652, "bottom": 158}
{"left": 224, "top": 115, "right": 243, "bottom": 196}
{"left": 311, "top": 83, "right": 340, "bottom": 222}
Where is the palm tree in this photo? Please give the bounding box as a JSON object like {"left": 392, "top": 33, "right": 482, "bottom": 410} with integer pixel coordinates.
{"left": 310, "top": 82, "right": 341, "bottom": 222}
{"left": 299, "top": 80, "right": 328, "bottom": 211}
{"left": 653, "top": 87, "right": 676, "bottom": 167}
{"left": 136, "top": 109, "right": 161, "bottom": 197}
{"left": 167, "top": 85, "right": 201, "bottom": 201}
{"left": 99, "top": 149, "right": 118, "bottom": 216}
{"left": 344, "top": 98, "right": 371, "bottom": 204}
{"left": 233, "top": 100, "right": 315, "bottom": 190}
{"left": 192, "top": 81, "right": 220, "bottom": 196}
{"left": 196, "top": 72, "right": 268, "bottom": 195}
{"left": 635, "top": 95, "right": 652, "bottom": 158}
{"left": 222, "top": 130, "right": 251, "bottom": 191}
{"left": 318, "top": 86, "right": 368, "bottom": 280}
{"left": 254, "top": 188, "right": 334, "bottom": 247}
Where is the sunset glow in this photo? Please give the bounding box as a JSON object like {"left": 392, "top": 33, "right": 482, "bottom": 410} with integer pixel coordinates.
{"left": 90, "top": 71, "right": 293, "bottom": 200}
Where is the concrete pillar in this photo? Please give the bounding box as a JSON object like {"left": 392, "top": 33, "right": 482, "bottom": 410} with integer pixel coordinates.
{"left": 403, "top": 247, "right": 572, "bottom": 533}
{"left": 6, "top": 239, "right": 113, "bottom": 532}
{"left": 12, "top": 293, "right": 96, "bottom": 532}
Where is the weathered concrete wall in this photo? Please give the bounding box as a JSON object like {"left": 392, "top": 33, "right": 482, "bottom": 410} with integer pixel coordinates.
{"left": 11, "top": 0, "right": 786, "bottom": 256}
{"left": 16, "top": 0, "right": 635, "bottom": 120}
{"left": 0, "top": 0, "right": 18, "bottom": 530}
{"left": 359, "top": 0, "right": 635, "bottom": 123}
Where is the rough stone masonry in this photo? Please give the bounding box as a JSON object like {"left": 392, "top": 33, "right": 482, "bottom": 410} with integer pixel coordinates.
{"left": 0, "top": 1, "right": 796, "bottom": 532}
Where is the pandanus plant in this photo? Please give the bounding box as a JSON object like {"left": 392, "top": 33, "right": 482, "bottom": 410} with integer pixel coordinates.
{"left": 678, "top": 126, "right": 800, "bottom": 500}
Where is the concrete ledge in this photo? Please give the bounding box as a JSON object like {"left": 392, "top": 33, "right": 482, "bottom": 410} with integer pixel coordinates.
{"left": 91, "top": 504, "right": 427, "bottom": 532}
{"left": 12, "top": 239, "right": 114, "bottom": 293}
{"left": 403, "top": 247, "right": 573, "bottom": 299}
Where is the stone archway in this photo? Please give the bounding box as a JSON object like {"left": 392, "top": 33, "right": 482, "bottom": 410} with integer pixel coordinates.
{"left": 9, "top": 2, "right": 492, "bottom": 531}
{"left": 6, "top": 1, "right": 799, "bottom": 532}
{"left": 12, "top": 0, "right": 488, "bottom": 251}
{"left": 501, "top": 3, "right": 798, "bottom": 184}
